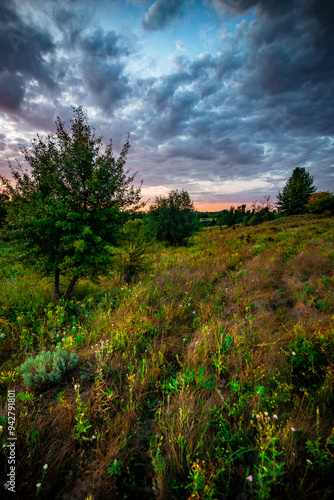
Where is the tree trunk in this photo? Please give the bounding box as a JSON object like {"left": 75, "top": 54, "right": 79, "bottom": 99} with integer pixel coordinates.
{"left": 63, "top": 275, "right": 79, "bottom": 300}
{"left": 54, "top": 269, "right": 61, "bottom": 299}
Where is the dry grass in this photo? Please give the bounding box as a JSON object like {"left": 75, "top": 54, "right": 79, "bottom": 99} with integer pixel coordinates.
{"left": 1, "top": 214, "right": 334, "bottom": 499}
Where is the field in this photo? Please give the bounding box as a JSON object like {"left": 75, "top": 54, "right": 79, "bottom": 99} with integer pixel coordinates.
{"left": 1, "top": 214, "right": 334, "bottom": 499}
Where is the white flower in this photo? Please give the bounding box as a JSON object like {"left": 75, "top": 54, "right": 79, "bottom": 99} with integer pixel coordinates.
{"left": 292, "top": 351, "right": 296, "bottom": 356}
{"left": 291, "top": 427, "right": 296, "bottom": 432}
{"left": 91, "top": 435, "right": 97, "bottom": 440}
{"left": 36, "top": 483, "right": 42, "bottom": 488}
{"left": 307, "top": 459, "right": 312, "bottom": 465}
{"left": 273, "top": 414, "right": 278, "bottom": 420}
{"left": 43, "top": 464, "right": 48, "bottom": 470}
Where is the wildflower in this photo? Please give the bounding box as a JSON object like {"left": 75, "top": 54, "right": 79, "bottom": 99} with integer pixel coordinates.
{"left": 307, "top": 459, "right": 312, "bottom": 465}
{"left": 264, "top": 412, "right": 268, "bottom": 417}
{"left": 91, "top": 435, "right": 97, "bottom": 440}
{"left": 292, "top": 351, "right": 296, "bottom": 356}
{"left": 256, "top": 414, "right": 260, "bottom": 419}
{"left": 246, "top": 475, "right": 253, "bottom": 482}
{"left": 291, "top": 427, "right": 296, "bottom": 432}
{"left": 36, "top": 483, "right": 42, "bottom": 488}
{"left": 273, "top": 414, "right": 278, "bottom": 420}
{"left": 43, "top": 464, "right": 48, "bottom": 470}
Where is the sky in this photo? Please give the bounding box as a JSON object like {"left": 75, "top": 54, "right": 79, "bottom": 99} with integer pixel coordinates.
{"left": 0, "top": 0, "right": 333, "bottom": 211}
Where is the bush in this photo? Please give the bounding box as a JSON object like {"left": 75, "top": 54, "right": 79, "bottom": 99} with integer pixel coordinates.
{"left": 307, "top": 192, "right": 334, "bottom": 214}
{"left": 20, "top": 346, "right": 79, "bottom": 388}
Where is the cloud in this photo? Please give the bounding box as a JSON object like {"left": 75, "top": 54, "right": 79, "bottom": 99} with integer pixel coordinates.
{"left": 0, "top": 0, "right": 333, "bottom": 205}
{"left": 0, "top": 1, "right": 57, "bottom": 112}
{"left": 142, "top": 0, "right": 185, "bottom": 31}
{"left": 0, "top": 73, "right": 25, "bottom": 112}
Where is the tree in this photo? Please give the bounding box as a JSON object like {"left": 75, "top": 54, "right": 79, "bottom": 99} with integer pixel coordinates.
{"left": 0, "top": 193, "right": 9, "bottom": 228}
{"left": 146, "top": 189, "right": 198, "bottom": 245}
{"left": 0, "top": 107, "right": 142, "bottom": 299}
{"left": 277, "top": 167, "right": 316, "bottom": 215}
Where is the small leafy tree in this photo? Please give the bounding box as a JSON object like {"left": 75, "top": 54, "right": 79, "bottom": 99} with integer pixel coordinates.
{"left": 146, "top": 189, "right": 198, "bottom": 245}
{"left": 0, "top": 107, "right": 142, "bottom": 299}
{"left": 116, "top": 219, "right": 150, "bottom": 283}
{"left": 277, "top": 167, "right": 316, "bottom": 215}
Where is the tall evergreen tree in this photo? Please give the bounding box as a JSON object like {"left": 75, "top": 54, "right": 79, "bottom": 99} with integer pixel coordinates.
{"left": 277, "top": 167, "right": 316, "bottom": 215}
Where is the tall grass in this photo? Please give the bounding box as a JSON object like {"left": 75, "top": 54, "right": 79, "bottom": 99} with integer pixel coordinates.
{"left": 1, "top": 214, "right": 334, "bottom": 499}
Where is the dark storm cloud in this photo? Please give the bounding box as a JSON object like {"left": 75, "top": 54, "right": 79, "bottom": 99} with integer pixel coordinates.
{"left": 83, "top": 59, "right": 130, "bottom": 111}
{"left": 81, "top": 28, "right": 130, "bottom": 58}
{"left": 142, "top": 0, "right": 185, "bottom": 31}
{"left": 0, "top": 73, "right": 25, "bottom": 112}
{"left": 0, "top": 1, "right": 57, "bottom": 111}
{"left": 1, "top": 0, "right": 333, "bottom": 203}
{"left": 79, "top": 28, "right": 132, "bottom": 112}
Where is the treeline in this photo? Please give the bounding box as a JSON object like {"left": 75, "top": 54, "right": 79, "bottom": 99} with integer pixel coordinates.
{"left": 198, "top": 167, "right": 334, "bottom": 229}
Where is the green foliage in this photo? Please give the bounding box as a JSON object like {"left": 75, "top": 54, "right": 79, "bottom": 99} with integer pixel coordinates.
{"left": 108, "top": 458, "right": 122, "bottom": 478}
{"left": 216, "top": 199, "right": 276, "bottom": 228}
{"left": 20, "top": 346, "right": 79, "bottom": 388}
{"left": 277, "top": 167, "right": 316, "bottom": 215}
{"left": 146, "top": 189, "right": 198, "bottom": 245}
{"left": 73, "top": 383, "right": 92, "bottom": 442}
{"left": 0, "top": 107, "right": 142, "bottom": 299}
{"left": 289, "top": 328, "right": 334, "bottom": 393}
{"left": 307, "top": 191, "right": 334, "bottom": 214}
{"left": 0, "top": 193, "right": 9, "bottom": 228}
{"left": 116, "top": 219, "right": 150, "bottom": 282}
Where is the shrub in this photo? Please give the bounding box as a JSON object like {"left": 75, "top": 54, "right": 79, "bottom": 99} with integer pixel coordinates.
{"left": 307, "top": 192, "right": 334, "bottom": 214}
{"left": 20, "top": 346, "right": 79, "bottom": 388}
{"left": 116, "top": 219, "right": 150, "bottom": 282}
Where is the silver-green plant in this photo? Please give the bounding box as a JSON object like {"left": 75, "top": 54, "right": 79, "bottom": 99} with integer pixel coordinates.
{"left": 20, "top": 346, "right": 79, "bottom": 388}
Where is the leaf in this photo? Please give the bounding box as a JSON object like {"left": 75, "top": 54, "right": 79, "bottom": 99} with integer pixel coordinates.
{"left": 202, "top": 381, "right": 216, "bottom": 389}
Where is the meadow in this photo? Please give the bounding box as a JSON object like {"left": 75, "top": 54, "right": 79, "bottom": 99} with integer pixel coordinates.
{"left": 1, "top": 214, "right": 334, "bottom": 499}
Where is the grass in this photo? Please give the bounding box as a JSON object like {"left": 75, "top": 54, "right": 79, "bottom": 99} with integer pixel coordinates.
{"left": 1, "top": 214, "right": 334, "bottom": 499}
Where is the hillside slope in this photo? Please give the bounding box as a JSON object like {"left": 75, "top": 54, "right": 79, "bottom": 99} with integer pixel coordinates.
{"left": 1, "top": 215, "right": 334, "bottom": 499}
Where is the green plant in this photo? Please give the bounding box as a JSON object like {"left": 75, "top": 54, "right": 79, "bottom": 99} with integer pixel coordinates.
{"left": 108, "top": 458, "right": 122, "bottom": 478}
{"left": 73, "top": 383, "right": 92, "bottom": 442}
{"left": 305, "top": 408, "right": 334, "bottom": 471}
{"left": 252, "top": 412, "right": 285, "bottom": 499}
{"left": 117, "top": 219, "right": 150, "bottom": 283}
{"left": 20, "top": 346, "right": 79, "bottom": 388}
